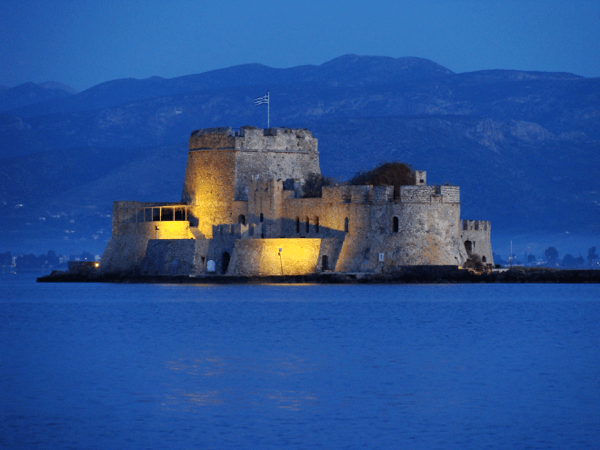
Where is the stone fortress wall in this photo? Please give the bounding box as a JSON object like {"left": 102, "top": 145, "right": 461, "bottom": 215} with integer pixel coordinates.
{"left": 100, "top": 126, "right": 494, "bottom": 276}
{"left": 460, "top": 220, "right": 494, "bottom": 266}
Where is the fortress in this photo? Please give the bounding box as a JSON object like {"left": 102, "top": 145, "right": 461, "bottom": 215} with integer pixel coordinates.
{"left": 100, "top": 126, "right": 493, "bottom": 276}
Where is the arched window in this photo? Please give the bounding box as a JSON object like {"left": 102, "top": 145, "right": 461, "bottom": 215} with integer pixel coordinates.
{"left": 482, "top": 256, "right": 487, "bottom": 263}
{"left": 238, "top": 214, "right": 246, "bottom": 225}
{"left": 315, "top": 217, "right": 319, "bottom": 233}
{"left": 296, "top": 217, "right": 300, "bottom": 233}
{"left": 393, "top": 216, "right": 399, "bottom": 233}
{"left": 306, "top": 217, "right": 310, "bottom": 233}
{"left": 344, "top": 217, "right": 349, "bottom": 233}
{"left": 259, "top": 213, "right": 264, "bottom": 222}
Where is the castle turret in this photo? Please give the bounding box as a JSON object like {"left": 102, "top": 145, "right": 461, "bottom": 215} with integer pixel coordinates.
{"left": 181, "top": 126, "right": 320, "bottom": 238}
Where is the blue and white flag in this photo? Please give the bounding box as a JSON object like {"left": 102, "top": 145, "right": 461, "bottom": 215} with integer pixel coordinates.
{"left": 254, "top": 92, "right": 269, "bottom": 106}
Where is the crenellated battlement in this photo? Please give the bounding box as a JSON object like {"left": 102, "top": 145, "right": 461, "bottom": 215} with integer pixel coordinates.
{"left": 320, "top": 184, "right": 460, "bottom": 204}
{"left": 400, "top": 185, "right": 460, "bottom": 204}
{"left": 461, "top": 220, "right": 490, "bottom": 232}
{"left": 101, "top": 124, "right": 493, "bottom": 276}
{"left": 189, "top": 126, "right": 318, "bottom": 154}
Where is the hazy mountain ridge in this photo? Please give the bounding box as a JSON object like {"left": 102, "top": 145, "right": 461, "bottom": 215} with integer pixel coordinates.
{"left": 2, "top": 76, "right": 599, "bottom": 158}
{"left": 1, "top": 54, "right": 599, "bottom": 254}
{"left": 3, "top": 55, "right": 454, "bottom": 119}
{"left": 0, "top": 82, "right": 77, "bottom": 113}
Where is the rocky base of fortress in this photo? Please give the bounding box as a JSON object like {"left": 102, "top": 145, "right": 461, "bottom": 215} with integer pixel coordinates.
{"left": 38, "top": 267, "right": 600, "bottom": 284}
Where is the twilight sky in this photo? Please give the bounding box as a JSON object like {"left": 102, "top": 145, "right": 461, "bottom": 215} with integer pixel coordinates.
{"left": 1, "top": 0, "right": 599, "bottom": 91}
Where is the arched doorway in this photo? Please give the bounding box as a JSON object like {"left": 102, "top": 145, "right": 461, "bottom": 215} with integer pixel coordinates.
{"left": 238, "top": 215, "right": 246, "bottom": 225}
{"left": 464, "top": 240, "right": 472, "bottom": 256}
{"left": 221, "top": 252, "right": 230, "bottom": 274}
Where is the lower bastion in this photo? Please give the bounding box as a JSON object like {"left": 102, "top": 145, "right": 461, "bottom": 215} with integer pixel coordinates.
{"left": 99, "top": 126, "right": 494, "bottom": 276}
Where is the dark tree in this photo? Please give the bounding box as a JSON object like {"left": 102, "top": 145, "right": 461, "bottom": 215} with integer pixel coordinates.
{"left": 0, "top": 251, "right": 12, "bottom": 266}
{"left": 303, "top": 173, "right": 338, "bottom": 198}
{"left": 544, "top": 247, "right": 559, "bottom": 266}
{"left": 464, "top": 254, "right": 486, "bottom": 271}
{"left": 588, "top": 247, "right": 598, "bottom": 268}
{"left": 561, "top": 254, "right": 578, "bottom": 269}
{"left": 16, "top": 254, "right": 42, "bottom": 269}
{"left": 46, "top": 250, "right": 60, "bottom": 266}
{"left": 348, "top": 162, "right": 414, "bottom": 199}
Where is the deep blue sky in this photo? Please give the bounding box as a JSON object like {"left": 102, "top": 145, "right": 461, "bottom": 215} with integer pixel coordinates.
{"left": 1, "top": 0, "right": 599, "bottom": 91}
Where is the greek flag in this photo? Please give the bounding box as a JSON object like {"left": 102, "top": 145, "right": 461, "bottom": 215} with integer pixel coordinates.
{"left": 254, "top": 92, "right": 269, "bottom": 106}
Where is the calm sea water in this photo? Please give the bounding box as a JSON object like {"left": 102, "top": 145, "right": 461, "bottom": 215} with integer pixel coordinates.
{"left": 1, "top": 274, "right": 599, "bottom": 450}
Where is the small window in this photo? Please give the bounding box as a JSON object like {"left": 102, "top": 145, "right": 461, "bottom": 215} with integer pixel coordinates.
{"left": 344, "top": 217, "right": 349, "bottom": 233}
{"left": 238, "top": 214, "right": 246, "bottom": 225}
{"left": 306, "top": 217, "right": 310, "bottom": 233}
{"left": 322, "top": 255, "right": 328, "bottom": 271}
{"left": 393, "top": 216, "right": 399, "bottom": 233}
{"left": 296, "top": 217, "right": 300, "bottom": 233}
{"left": 260, "top": 213, "right": 264, "bottom": 222}
{"left": 315, "top": 217, "right": 319, "bottom": 233}
{"left": 463, "top": 221, "right": 468, "bottom": 231}
{"left": 482, "top": 256, "right": 487, "bottom": 263}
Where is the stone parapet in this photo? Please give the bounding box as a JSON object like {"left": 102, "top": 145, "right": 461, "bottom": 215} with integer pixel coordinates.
{"left": 189, "top": 126, "right": 318, "bottom": 154}
{"left": 400, "top": 185, "right": 460, "bottom": 203}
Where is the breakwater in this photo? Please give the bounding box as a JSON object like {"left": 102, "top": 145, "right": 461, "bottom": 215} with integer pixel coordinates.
{"left": 38, "top": 267, "right": 600, "bottom": 284}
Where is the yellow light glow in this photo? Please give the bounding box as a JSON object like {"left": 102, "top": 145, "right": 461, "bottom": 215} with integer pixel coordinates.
{"left": 258, "top": 239, "right": 320, "bottom": 275}
{"left": 229, "top": 238, "right": 322, "bottom": 276}
{"left": 154, "top": 222, "right": 195, "bottom": 239}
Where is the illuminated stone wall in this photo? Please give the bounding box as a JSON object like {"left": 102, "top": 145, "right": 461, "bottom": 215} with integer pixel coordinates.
{"left": 99, "top": 126, "right": 494, "bottom": 276}
{"left": 243, "top": 183, "right": 471, "bottom": 272}
{"left": 182, "top": 150, "right": 237, "bottom": 239}
{"left": 228, "top": 238, "right": 321, "bottom": 276}
{"left": 100, "top": 201, "right": 195, "bottom": 274}
{"left": 182, "top": 127, "right": 319, "bottom": 224}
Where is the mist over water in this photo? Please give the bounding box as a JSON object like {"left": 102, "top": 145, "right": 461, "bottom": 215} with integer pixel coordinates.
{"left": 2, "top": 275, "right": 599, "bottom": 449}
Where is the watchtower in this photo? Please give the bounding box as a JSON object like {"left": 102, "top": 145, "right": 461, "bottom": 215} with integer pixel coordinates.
{"left": 181, "top": 126, "right": 320, "bottom": 238}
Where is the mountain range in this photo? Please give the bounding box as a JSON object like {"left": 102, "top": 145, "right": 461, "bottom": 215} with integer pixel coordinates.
{"left": 1, "top": 55, "right": 598, "bottom": 258}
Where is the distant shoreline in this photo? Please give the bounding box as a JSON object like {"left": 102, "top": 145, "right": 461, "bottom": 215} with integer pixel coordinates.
{"left": 37, "top": 267, "right": 600, "bottom": 284}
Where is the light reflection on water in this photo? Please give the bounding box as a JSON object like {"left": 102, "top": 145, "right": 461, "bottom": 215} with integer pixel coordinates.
{"left": 1, "top": 274, "right": 599, "bottom": 449}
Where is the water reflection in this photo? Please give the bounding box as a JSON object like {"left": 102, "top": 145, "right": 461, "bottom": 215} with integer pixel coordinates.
{"left": 165, "top": 354, "right": 321, "bottom": 412}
